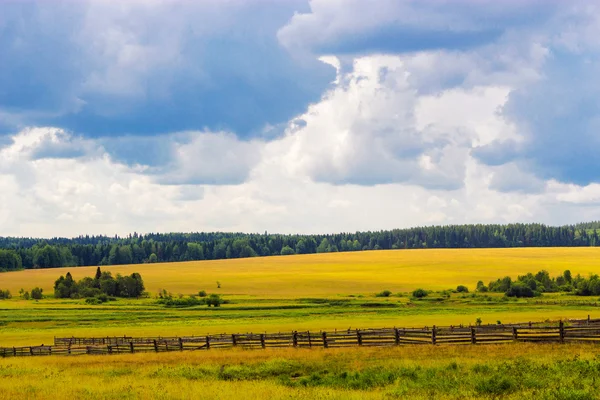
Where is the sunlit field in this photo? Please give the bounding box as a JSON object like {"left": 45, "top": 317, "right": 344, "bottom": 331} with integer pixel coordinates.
{"left": 2, "top": 248, "right": 600, "bottom": 398}
{"left": 1, "top": 248, "right": 600, "bottom": 346}
{"left": 3, "top": 247, "right": 600, "bottom": 296}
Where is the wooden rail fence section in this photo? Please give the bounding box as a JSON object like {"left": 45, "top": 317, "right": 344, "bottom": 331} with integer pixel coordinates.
{"left": 2, "top": 316, "right": 600, "bottom": 358}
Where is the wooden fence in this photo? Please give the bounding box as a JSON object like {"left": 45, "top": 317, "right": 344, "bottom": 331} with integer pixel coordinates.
{"left": 2, "top": 316, "right": 600, "bottom": 358}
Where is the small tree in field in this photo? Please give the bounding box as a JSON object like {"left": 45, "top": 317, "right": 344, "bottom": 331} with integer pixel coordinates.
{"left": 31, "top": 287, "right": 43, "bottom": 300}
{"left": 412, "top": 288, "right": 428, "bottom": 298}
{"left": 456, "top": 285, "right": 469, "bottom": 293}
{"left": 207, "top": 294, "right": 223, "bottom": 307}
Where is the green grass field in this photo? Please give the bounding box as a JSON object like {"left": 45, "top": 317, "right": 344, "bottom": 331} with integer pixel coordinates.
{"left": 2, "top": 248, "right": 600, "bottom": 398}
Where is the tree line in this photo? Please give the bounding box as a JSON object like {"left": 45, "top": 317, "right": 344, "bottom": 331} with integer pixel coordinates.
{"left": 1, "top": 222, "right": 599, "bottom": 271}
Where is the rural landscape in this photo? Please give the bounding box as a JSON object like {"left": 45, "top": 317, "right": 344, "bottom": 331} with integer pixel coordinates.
{"left": 3, "top": 0, "right": 600, "bottom": 399}
{"left": 2, "top": 233, "right": 600, "bottom": 399}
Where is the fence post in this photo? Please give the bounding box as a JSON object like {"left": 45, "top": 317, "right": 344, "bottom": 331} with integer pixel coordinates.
{"left": 588, "top": 315, "right": 591, "bottom": 325}
{"left": 153, "top": 340, "right": 158, "bottom": 353}
{"left": 108, "top": 345, "right": 112, "bottom": 355}
{"left": 206, "top": 335, "right": 211, "bottom": 350}
{"left": 86, "top": 346, "right": 90, "bottom": 355}
{"left": 292, "top": 331, "right": 298, "bottom": 348}
{"left": 178, "top": 337, "right": 183, "bottom": 351}
{"left": 512, "top": 327, "right": 518, "bottom": 341}
{"left": 130, "top": 342, "right": 134, "bottom": 353}
{"left": 322, "top": 332, "right": 328, "bottom": 348}
{"left": 431, "top": 325, "right": 437, "bottom": 345}
{"left": 307, "top": 331, "right": 312, "bottom": 348}
{"left": 260, "top": 334, "right": 266, "bottom": 349}
{"left": 30, "top": 347, "right": 33, "bottom": 356}
{"left": 232, "top": 334, "right": 237, "bottom": 346}
{"left": 559, "top": 321, "right": 565, "bottom": 343}
{"left": 394, "top": 328, "right": 400, "bottom": 345}
{"left": 356, "top": 329, "right": 363, "bottom": 346}
{"left": 470, "top": 327, "right": 476, "bottom": 344}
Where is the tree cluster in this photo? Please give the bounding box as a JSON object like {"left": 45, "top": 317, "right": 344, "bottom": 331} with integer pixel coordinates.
{"left": 1, "top": 223, "right": 600, "bottom": 271}
{"left": 476, "top": 270, "right": 600, "bottom": 297}
{"left": 54, "top": 267, "right": 145, "bottom": 299}
{"left": 156, "top": 290, "right": 224, "bottom": 308}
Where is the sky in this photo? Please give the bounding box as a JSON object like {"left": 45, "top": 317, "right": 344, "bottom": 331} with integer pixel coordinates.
{"left": 2, "top": 0, "right": 600, "bottom": 237}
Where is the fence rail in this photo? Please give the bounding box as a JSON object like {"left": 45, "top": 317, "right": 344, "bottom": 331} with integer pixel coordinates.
{"left": 2, "top": 316, "right": 599, "bottom": 358}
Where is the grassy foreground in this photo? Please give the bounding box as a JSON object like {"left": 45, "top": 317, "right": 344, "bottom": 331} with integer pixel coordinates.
{"left": 1, "top": 343, "right": 599, "bottom": 399}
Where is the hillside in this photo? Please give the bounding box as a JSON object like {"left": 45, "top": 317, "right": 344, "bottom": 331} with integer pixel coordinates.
{"left": 3, "top": 247, "right": 600, "bottom": 296}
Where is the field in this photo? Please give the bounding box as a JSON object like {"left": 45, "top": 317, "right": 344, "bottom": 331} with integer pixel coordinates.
{"left": 2, "top": 344, "right": 600, "bottom": 399}
{"left": 4, "top": 248, "right": 600, "bottom": 296}
{"left": 2, "top": 248, "right": 600, "bottom": 398}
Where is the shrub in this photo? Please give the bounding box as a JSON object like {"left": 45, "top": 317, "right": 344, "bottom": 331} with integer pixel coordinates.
{"left": 198, "top": 290, "right": 207, "bottom": 297}
{"left": 376, "top": 290, "right": 392, "bottom": 297}
{"left": 157, "top": 296, "right": 206, "bottom": 308}
{"left": 85, "top": 297, "right": 102, "bottom": 305}
{"left": 505, "top": 282, "right": 535, "bottom": 298}
{"left": 412, "top": 289, "right": 428, "bottom": 298}
{"left": 476, "top": 280, "right": 488, "bottom": 292}
{"left": 0, "top": 289, "right": 11, "bottom": 299}
{"left": 22, "top": 291, "right": 30, "bottom": 300}
{"left": 207, "top": 294, "right": 223, "bottom": 307}
{"left": 456, "top": 285, "right": 469, "bottom": 293}
{"left": 96, "top": 293, "right": 109, "bottom": 303}
{"left": 31, "top": 287, "right": 43, "bottom": 300}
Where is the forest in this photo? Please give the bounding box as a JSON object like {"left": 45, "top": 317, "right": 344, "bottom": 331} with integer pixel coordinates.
{"left": 0, "top": 222, "right": 599, "bottom": 271}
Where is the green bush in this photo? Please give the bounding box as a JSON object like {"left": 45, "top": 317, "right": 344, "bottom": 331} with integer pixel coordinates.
{"left": 412, "top": 288, "right": 428, "bottom": 298}
{"left": 30, "top": 287, "right": 43, "bottom": 300}
{"left": 198, "top": 290, "right": 207, "bottom": 297}
{"left": 505, "top": 282, "right": 535, "bottom": 298}
{"left": 157, "top": 296, "right": 206, "bottom": 308}
{"left": 456, "top": 285, "right": 469, "bottom": 293}
{"left": 0, "top": 289, "right": 11, "bottom": 299}
{"left": 207, "top": 294, "right": 223, "bottom": 307}
{"left": 375, "top": 290, "right": 392, "bottom": 297}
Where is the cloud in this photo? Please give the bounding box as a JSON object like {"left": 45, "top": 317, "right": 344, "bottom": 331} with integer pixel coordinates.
{"left": 151, "top": 131, "right": 263, "bottom": 185}
{"left": 0, "top": 0, "right": 334, "bottom": 138}
{"left": 264, "top": 55, "right": 515, "bottom": 189}
{"left": 278, "top": 0, "right": 559, "bottom": 55}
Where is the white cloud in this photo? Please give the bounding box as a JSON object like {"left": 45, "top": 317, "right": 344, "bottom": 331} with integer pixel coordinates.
{"left": 153, "top": 131, "right": 263, "bottom": 185}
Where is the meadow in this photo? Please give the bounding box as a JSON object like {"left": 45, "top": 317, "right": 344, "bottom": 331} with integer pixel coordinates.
{"left": 2, "top": 248, "right": 600, "bottom": 346}
{"left": 2, "top": 248, "right": 600, "bottom": 398}
{"left": 1, "top": 343, "right": 600, "bottom": 399}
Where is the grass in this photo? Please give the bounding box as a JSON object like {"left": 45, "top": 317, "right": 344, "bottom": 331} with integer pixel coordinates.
{"left": 1, "top": 343, "right": 600, "bottom": 399}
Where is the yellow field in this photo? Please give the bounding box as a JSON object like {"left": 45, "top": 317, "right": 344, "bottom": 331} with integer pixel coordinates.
{"left": 3, "top": 248, "right": 600, "bottom": 296}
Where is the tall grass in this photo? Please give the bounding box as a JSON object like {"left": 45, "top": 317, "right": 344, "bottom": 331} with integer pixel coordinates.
{"left": 1, "top": 343, "right": 599, "bottom": 399}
